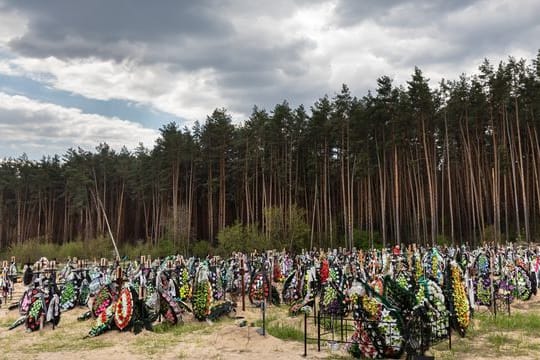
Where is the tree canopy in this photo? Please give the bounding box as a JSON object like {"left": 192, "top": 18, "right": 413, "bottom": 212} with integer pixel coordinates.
{"left": 2, "top": 52, "right": 540, "bottom": 253}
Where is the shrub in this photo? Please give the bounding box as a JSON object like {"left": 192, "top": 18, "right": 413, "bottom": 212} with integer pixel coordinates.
{"left": 191, "top": 240, "right": 214, "bottom": 258}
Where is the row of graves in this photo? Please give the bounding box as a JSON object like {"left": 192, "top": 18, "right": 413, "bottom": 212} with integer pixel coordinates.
{"left": 4, "top": 244, "right": 540, "bottom": 358}
{"left": 0, "top": 257, "right": 18, "bottom": 306}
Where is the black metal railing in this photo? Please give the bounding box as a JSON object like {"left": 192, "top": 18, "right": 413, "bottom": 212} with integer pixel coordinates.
{"left": 303, "top": 307, "right": 452, "bottom": 358}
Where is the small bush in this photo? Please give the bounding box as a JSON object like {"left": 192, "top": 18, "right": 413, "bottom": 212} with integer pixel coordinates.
{"left": 4, "top": 239, "right": 59, "bottom": 263}
{"left": 191, "top": 240, "right": 214, "bottom": 258}
{"left": 215, "top": 222, "right": 269, "bottom": 256}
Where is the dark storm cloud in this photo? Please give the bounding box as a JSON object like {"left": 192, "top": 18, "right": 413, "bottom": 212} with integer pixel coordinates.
{"left": 1, "top": 0, "right": 538, "bottom": 128}
{"left": 6, "top": 0, "right": 233, "bottom": 59}
{"left": 2, "top": 0, "right": 326, "bottom": 115}
{"left": 4, "top": 0, "right": 315, "bottom": 68}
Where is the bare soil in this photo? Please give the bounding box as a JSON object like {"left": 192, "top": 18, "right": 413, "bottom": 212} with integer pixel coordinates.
{"left": 2, "top": 283, "right": 540, "bottom": 360}
{"left": 0, "top": 283, "right": 337, "bottom": 360}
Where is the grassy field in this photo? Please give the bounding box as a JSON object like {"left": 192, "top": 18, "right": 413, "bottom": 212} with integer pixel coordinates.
{"left": 431, "top": 301, "right": 540, "bottom": 360}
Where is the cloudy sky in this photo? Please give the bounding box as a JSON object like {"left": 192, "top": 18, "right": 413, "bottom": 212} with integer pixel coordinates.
{"left": 0, "top": 0, "right": 538, "bottom": 159}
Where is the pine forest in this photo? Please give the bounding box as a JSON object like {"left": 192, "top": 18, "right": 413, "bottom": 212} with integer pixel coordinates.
{"left": 2, "top": 53, "right": 540, "bottom": 256}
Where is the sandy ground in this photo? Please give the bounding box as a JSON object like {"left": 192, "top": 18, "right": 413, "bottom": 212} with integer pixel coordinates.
{"left": 0, "top": 283, "right": 339, "bottom": 360}
{"left": 3, "top": 283, "right": 540, "bottom": 360}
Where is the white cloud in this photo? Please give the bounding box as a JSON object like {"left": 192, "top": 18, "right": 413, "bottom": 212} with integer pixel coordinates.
{"left": 0, "top": 92, "right": 158, "bottom": 158}
{"left": 0, "top": 5, "right": 27, "bottom": 46}
{"left": 0, "top": 56, "right": 228, "bottom": 123}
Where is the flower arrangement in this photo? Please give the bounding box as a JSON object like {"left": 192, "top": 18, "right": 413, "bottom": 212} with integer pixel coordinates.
{"left": 348, "top": 321, "right": 382, "bottom": 359}
{"left": 476, "top": 253, "right": 490, "bottom": 276}
{"left": 26, "top": 297, "right": 43, "bottom": 332}
{"left": 193, "top": 279, "right": 212, "bottom": 321}
{"left": 417, "top": 277, "right": 449, "bottom": 340}
{"left": 178, "top": 268, "right": 191, "bottom": 301}
{"left": 208, "top": 268, "right": 223, "bottom": 301}
{"left": 89, "top": 302, "right": 116, "bottom": 337}
{"left": 361, "top": 296, "right": 381, "bottom": 319}
{"left": 320, "top": 259, "right": 329, "bottom": 284}
{"left": 511, "top": 267, "right": 532, "bottom": 301}
{"left": 114, "top": 287, "right": 133, "bottom": 330}
{"left": 378, "top": 308, "right": 403, "bottom": 356}
{"left": 60, "top": 281, "right": 77, "bottom": 310}
{"left": 92, "top": 286, "right": 113, "bottom": 318}
{"left": 413, "top": 256, "right": 423, "bottom": 281}
{"left": 475, "top": 276, "right": 492, "bottom": 306}
{"left": 370, "top": 278, "right": 384, "bottom": 296}
{"left": 273, "top": 262, "right": 283, "bottom": 282}
{"left": 320, "top": 282, "right": 345, "bottom": 316}
{"left": 78, "top": 282, "right": 90, "bottom": 306}
{"left": 450, "top": 263, "right": 470, "bottom": 333}
{"left": 249, "top": 272, "right": 269, "bottom": 305}
{"left": 348, "top": 295, "right": 393, "bottom": 359}
{"left": 396, "top": 272, "right": 411, "bottom": 291}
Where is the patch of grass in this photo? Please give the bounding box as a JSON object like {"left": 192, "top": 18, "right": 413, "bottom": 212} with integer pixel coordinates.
{"left": 486, "top": 332, "right": 515, "bottom": 352}
{"left": 0, "top": 315, "right": 20, "bottom": 328}
{"left": 266, "top": 323, "right": 304, "bottom": 342}
{"left": 134, "top": 321, "right": 217, "bottom": 355}
{"left": 253, "top": 314, "right": 278, "bottom": 328}
{"left": 433, "top": 310, "right": 540, "bottom": 359}
{"left": 153, "top": 321, "right": 212, "bottom": 336}
{"left": 475, "top": 312, "right": 540, "bottom": 335}
{"left": 25, "top": 331, "right": 114, "bottom": 353}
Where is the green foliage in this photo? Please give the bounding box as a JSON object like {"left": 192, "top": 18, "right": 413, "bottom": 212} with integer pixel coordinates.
{"left": 4, "top": 240, "right": 58, "bottom": 263}
{"left": 154, "top": 238, "right": 176, "bottom": 257}
{"left": 120, "top": 238, "right": 177, "bottom": 260}
{"left": 287, "top": 205, "right": 310, "bottom": 252}
{"left": 120, "top": 240, "right": 155, "bottom": 261}
{"left": 214, "top": 205, "right": 309, "bottom": 254}
{"left": 433, "top": 311, "right": 540, "bottom": 358}
{"left": 153, "top": 321, "right": 210, "bottom": 335}
{"left": 191, "top": 240, "right": 214, "bottom": 258}
{"left": 2, "top": 235, "right": 183, "bottom": 263}
{"left": 216, "top": 222, "right": 245, "bottom": 254}
{"left": 264, "top": 205, "right": 309, "bottom": 252}
{"left": 481, "top": 225, "right": 503, "bottom": 244}
{"left": 475, "top": 312, "right": 540, "bottom": 335}
{"left": 266, "top": 323, "right": 305, "bottom": 342}
{"left": 436, "top": 234, "right": 450, "bottom": 246}
{"left": 216, "top": 221, "right": 268, "bottom": 256}
{"left": 2, "top": 53, "right": 540, "bottom": 250}
{"left": 353, "top": 229, "right": 382, "bottom": 249}
{"left": 2, "top": 236, "right": 115, "bottom": 263}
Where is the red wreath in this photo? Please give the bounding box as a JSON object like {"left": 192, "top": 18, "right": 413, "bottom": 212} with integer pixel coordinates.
{"left": 320, "top": 259, "right": 330, "bottom": 284}
{"left": 249, "top": 273, "right": 269, "bottom": 303}
{"left": 114, "top": 288, "right": 133, "bottom": 330}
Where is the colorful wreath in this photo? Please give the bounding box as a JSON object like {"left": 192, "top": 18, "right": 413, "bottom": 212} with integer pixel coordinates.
{"left": 193, "top": 279, "right": 212, "bottom": 321}
{"left": 249, "top": 272, "right": 269, "bottom": 305}
{"left": 448, "top": 262, "right": 470, "bottom": 335}
{"left": 114, "top": 287, "right": 134, "bottom": 330}
{"left": 60, "top": 281, "right": 77, "bottom": 310}
{"left": 89, "top": 302, "right": 116, "bottom": 337}
{"left": 92, "top": 286, "right": 114, "bottom": 318}
{"left": 25, "top": 297, "right": 44, "bottom": 332}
